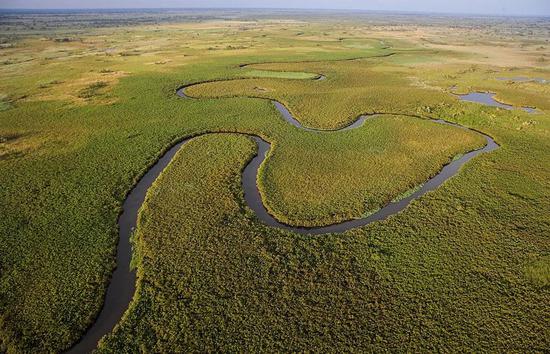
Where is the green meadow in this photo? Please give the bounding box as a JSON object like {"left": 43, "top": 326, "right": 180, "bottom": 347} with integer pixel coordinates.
{"left": 244, "top": 69, "right": 320, "bottom": 80}
{"left": 0, "top": 10, "right": 549, "bottom": 353}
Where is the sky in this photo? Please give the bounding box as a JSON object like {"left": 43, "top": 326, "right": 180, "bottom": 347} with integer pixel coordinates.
{"left": 1, "top": 0, "right": 549, "bottom": 16}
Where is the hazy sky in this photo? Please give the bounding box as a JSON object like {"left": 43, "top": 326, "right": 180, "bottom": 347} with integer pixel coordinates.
{"left": 1, "top": 0, "right": 550, "bottom": 16}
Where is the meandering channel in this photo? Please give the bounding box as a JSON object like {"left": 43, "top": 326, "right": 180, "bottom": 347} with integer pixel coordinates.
{"left": 69, "top": 73, "right": 499, "bottom": 353}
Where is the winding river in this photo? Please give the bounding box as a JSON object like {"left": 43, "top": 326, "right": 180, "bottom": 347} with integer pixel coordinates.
{"left": 68, "top": 72, "right": 499, "bottom": 353}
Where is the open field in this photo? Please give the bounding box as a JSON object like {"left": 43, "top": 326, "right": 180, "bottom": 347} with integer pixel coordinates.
{"left": 0, "top": 9, "right": 549, "bottom": 353}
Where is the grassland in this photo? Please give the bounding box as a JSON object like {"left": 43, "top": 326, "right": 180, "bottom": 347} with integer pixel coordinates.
{"left": 0, "top": 9, "right": 549, "bottom": 353}
{"left": 244, "top": 69, "right": 320, "bottom": 79}
{"left": 186, "top": 55, "right": 462, "bottom": 130}
{"left": 98, "top": 131, "right": 549, "bottom": 352}
{"left": 185, "top": 62, "right": 486, "bottom": 226}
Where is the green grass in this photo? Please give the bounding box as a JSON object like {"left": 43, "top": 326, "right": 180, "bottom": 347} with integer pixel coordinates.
{"left": 391, "top": 183, "right": 423, "bottom": 202}
{"left": 257, "top": 116, "right": 483, "bottom": 227}
{"left": 245, "top": 69, "right": 320, "bottom": 80}
{"left": 187, "top": 58, "right": 461, "bottom": 130}
{"left": 0, "top": 13, "right": 549, "bottom": 353}
{"left": 0, "top": 95, "right": 10, "bottom": 112}
{"left": 0, "top": 101, "right": 9, "bottom": 112}
{"left": 524, "top": 256, "right": 550, "bottom": 287}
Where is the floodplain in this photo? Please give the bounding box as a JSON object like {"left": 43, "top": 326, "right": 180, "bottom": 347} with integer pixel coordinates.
{"left": 0, "top": 9, "right": 549, "bottom": 353}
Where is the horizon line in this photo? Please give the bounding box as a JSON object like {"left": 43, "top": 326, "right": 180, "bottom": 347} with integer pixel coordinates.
{"left": 0, "top": 7, "right": 549, "bottom": 18}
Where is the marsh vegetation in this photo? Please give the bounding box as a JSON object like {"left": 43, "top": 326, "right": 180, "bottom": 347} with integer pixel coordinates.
{"left": 0, "top": 9, "right": 548, "bottom": 353}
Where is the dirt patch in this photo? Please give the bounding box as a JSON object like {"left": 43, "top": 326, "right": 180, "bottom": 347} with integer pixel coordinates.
{"left": 0, "top": 133, "right": 42, "bottom": 160}
{"left": 31, "top": 70, "right": 128, "bottom": 105}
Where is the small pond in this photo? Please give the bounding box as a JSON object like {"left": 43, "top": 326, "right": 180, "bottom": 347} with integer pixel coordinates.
{"left": 497, "top": 77, "right": 547, "bottom": 84}
{"left": 457, "top": 92, "right": 536, "bottom": 113}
